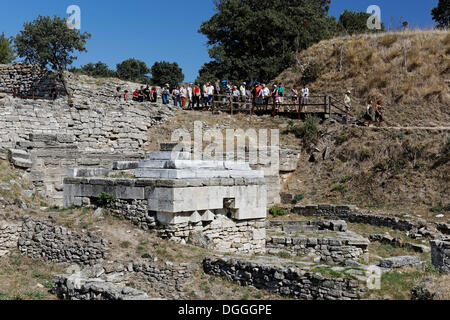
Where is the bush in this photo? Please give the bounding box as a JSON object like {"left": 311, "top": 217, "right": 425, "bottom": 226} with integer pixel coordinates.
{"left": 269, "top": 205, "right": 288, "bottom": 218}
{"left": 289, "top": 116, "right": 320, "bottom": 147}
{"left": 293, "top": 193, "right": 305, "bottom": 204}
{"left": 97, "top": 192, "right": 115, "bottom": 207}
{"left": 301, "top": 62, "right": 322, "bottom": 85}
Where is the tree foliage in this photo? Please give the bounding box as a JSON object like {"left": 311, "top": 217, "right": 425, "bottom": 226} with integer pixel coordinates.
{"left": 70, "top": 61, "right": 117, "bottom": 78}
{"left": 338, "top": 10, "right": 385, "bottom": 35}
{"left": 432, "top": 0, "right": 449, "bottom": 29}
{"left": 14, "top": 15, "right": 91, "bottom": 72}
{"left": 116, "top": 58, "right": 150, "bottom": 83}
{"left": 151, "top": 61, "right": 184, "bottom": 87}
{"left": 197, "top": 0, "right": 338, "bottom": 83}
{"left": 0, "top": 33, "right": 15, "bottom": 64}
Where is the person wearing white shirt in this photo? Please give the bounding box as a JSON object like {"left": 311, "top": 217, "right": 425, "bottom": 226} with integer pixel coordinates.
{"left": 187, "top": 85, "right": 193, "bottom": 108}
{"left": 206, "top": 82, "right": 214, "bottom": 107}
{"left": 261, "top": 84, "right": 270, "bottom": 106}
{"left": 301, "top": 85, "right": 310, "bottom": 112}
{"left": 180, "top": 85, "right": 188, "bottom": 108}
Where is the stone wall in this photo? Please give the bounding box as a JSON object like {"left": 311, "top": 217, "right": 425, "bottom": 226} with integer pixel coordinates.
{"left": 18, "top": 216, "right": 107, "bottom": 265}
{"left": 430, "top": 239, "right": 450, "bottom": 272}
{"left": 64, "top": 175, "right": 267, "bottom": 254}
{"left": 266, "top": 234, "right": 368, "bottom": 264}
{"left": 0, "top": 64, "right": 62, "bottom": 97}
{"left": 0, "top": 221, "right": 21, "bottom": 258}
{"left": 291, "top": 204, "right": 443, "bottom": 239}
{"left": 1, "top": 95, "right": 175, "bottom": 205}
{"left": 53, "top": 261, "right": 193, "bottom": 300}
{"left": 203, "top": 257, "right": 364, "bottom": 300}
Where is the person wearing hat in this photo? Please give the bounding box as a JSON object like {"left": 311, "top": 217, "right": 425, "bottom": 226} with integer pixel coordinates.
{"left": 344, "top": 90, "right": 351, "bottom": 110}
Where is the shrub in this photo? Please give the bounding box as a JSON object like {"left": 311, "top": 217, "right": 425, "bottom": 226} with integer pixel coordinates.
{"left": 293, "top": 193, "right": 305, "bottom": 204}
{"left": 269, "top": 205, "right": 288, "bottom": 218}
{"left": 289, "top": 116, "right": 320, "bottom": 147}
{"left": 97, "top": 192, "right": 115, "bottom": 207}
{"left": 301, "top": 62, "right": 322, "bottom": 85}
{"left": 120, "top": 241, "right": 131, "bottom": 249}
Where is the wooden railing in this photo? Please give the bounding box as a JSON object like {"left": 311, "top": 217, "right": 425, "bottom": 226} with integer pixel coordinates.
{"left": 207, "top": 94, "right": 348, "bottom": 119}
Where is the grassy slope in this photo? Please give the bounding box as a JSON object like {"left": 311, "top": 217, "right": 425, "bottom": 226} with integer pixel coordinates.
{"left": 284, "top": 124, "right": 450, "bottom": 217}
{"left": 274, "top": 30, "right": 450, "bottom": 127}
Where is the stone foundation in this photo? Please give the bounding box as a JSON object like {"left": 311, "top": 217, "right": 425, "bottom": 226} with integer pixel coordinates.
{"left": 203, "top": 256, "right": 365, "bottom": 300}
{"left": 291, "top": 204, "right": 443, "bottom": 239}
{"left": 53, "top": 261, "right": 193, "bottom": 300}
{"left": 266, "top": 234, "right": 369, "bottom": 264}
{"left": 18, "top": 216, "right": 107, "bottom": 265}
{"left": 266, "top": 220, "right": 369, "bottom": 263}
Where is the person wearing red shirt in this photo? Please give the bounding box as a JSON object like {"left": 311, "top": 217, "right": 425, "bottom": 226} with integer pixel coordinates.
{"left": 193, "top": 84, "right": 201, "bottom": 108}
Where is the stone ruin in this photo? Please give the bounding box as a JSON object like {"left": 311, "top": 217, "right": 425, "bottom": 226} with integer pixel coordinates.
{"left": 64, "top": 143, "right": 268, "bottom": 254}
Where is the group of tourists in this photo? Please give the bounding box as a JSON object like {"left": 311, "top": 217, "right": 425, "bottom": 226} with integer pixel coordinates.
{"left": 115, "top": 86, "right": 158, "bottom": 103}
{"left": 156, "top": 81, "right": 313, "bottom": 112}
{"left": 112, "top": 81, "right": 384, "bottom": 125}
{"left": 364, "top": 99, "right": 384, "bottom": 126}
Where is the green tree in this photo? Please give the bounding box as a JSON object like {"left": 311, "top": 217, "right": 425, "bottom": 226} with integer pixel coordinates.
{"left": 116, "top": 58, "right": 150, "bottom": 83}
{"left": 70, "top": 61, "right": 116, "bottom": 78}
{"left": 0, "top": 33, "right": 15, "bottom": 64}
{"left": 432, "top": 0, "right": 449, "bottom": 29}
{"left": 151, "top": 61, "right": 184, "bottom": 87}
{"left": 197, "top": 0, "right": 337, "bottom": 83}
{"left": 14, "top": 15, "right": 91, "bottom": 94}
{"left": 338, "top": 10, "right": 385, "bottom": 35}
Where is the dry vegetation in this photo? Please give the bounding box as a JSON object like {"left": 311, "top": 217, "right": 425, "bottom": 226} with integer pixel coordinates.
{"left": 274, "top": 30, "right": 450, "bottom": 127}
{"left": 284, "top": 123, "right": 450, "bottom": 217}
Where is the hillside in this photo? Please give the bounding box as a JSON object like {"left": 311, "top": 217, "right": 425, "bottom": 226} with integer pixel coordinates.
{"left": 274, "top": 30, "right": 450, "bottom": 127}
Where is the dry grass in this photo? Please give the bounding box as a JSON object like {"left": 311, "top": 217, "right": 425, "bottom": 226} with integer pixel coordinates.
{"left": 0, "top": 251, "right": 65, "bottom": 300}
{"left": 274, "top": 30, "right": 450, "bottom": 127}
{"left": 283, "top": 123, "right": 450, "bottom": 217}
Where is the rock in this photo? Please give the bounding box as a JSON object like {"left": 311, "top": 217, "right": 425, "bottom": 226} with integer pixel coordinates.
{"left": 378, "top": 256, "right": 423, "bottom": 269}
{"left": 411, "top": 278, "right": 437, "bottom": 300}
{"left": 93, "top": 208, "right": 103, "bottom": 218}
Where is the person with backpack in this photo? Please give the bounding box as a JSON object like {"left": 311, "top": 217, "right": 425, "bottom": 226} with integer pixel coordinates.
{"left": 375, "top": 100, "right": 384, "bottom": 126}
{"left": 278, "top": 84, "right": 285, "bottom": 104}
{"left": 272, "top": 85, "right": 280, "bottom": 110}
{"left": 364, "top": 100, "right": 374, "bottom": 126}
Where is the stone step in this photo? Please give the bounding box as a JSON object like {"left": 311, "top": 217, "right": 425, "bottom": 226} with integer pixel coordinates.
{"left": 8, "top": 148, "right": 30, "bottom": 161}
{"left": 138, "top": 160, "right": 251, "bottom": 171}
{"left": 135, "top": 168, "right": 264, "bottom": 179}
{"left": 146, "top": 151, "right": 191, "bottom": 161}
{"left": 11, "top": 157, "right": 33, "bottom": 169}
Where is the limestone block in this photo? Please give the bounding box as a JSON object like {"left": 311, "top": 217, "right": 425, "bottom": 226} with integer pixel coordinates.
{"left": 190, "top": 211, "right": 202, "bottom": 224}
{"left": 202, "top": 210, "right": 215, "bottom": 222}
{"left": 156, "top": 212, "right": 191, "bottom": 226}
{"left": 147, "top": 152, "right": 191, "bottom": 161}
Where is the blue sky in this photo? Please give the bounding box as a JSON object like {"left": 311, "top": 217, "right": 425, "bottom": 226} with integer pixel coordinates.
{"left": 0, "top": 0, "right": 439, "bottom": 82}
